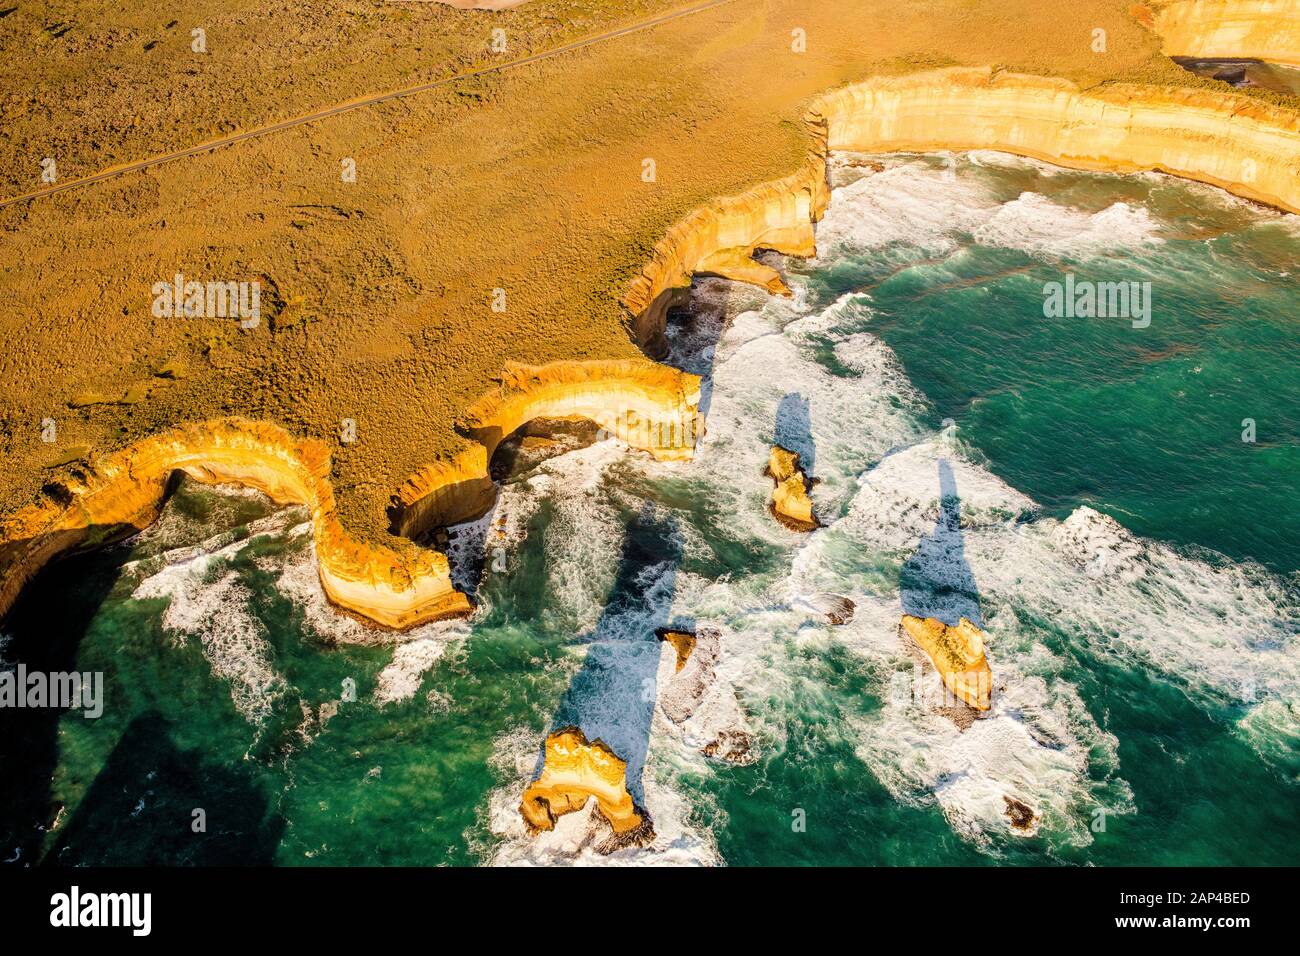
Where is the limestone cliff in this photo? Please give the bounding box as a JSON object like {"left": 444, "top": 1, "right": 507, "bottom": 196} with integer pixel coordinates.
{"left": 1146, "top": 0, "right": 1300, "bottom": 66}
{"left": 1, "top": 358, "right": 701, "bottom": 632}
{"left": 766, "top": 445, "right": 818, "bottom": 532}
{"left": 391, "top": 359, "right": 701, "bottom": 541}
{"left": 0, "top": 418, "right": 472, "bottom": 631}
{"left": 623, "top": 115, "right": 831, "bottom": 356}
{"left": 900, "top": 615, "right": 993, "bottom": 712}
{"left": 627, "top": 68, "right": 1300, "bottom": 357}
{"left": 519, "top": 726, "right": 649, "bottom": 839}
{"left": 814, "top": 68, "right": 1300, "bottom": 214}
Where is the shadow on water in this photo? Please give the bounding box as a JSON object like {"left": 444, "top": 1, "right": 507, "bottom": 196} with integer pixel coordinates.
{"left": 0, "top": 546, "right": 127, "bottom": 866}
{"left": 774, "top": 391, "right": 816, "bottom": 478}
{"left": 542, "top": 502, "right": 685, "bottom": 805}
{"left": 45, "top": 711, "right": 284, "bottom": 866}
{"left": 900, "top": 458, "right": 982, "bottom": 626}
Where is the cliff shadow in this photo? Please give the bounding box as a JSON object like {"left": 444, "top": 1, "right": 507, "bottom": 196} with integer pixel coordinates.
{"left": 44, "top": 710, "right": 284, "bottom": 866}
{"left": 540, "top": 501, "right": 684, "bottom": 805}
{"left": 900, "top": 459, "right": 982, "bottom": 626}
{"left": 774, "top": 391, "right": 816, "bottom": 478}
{"left": 0, "top": 542, "right": 130, "bottom": 867}
{"left": 430, "top": 419, "right": 607, "bottom": 601}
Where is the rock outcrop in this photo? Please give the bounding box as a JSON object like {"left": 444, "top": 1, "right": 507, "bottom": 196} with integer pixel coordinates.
{"left": 815, "top": 69, "right": 1300, "bottom": 215}
{"left": 0, "top": 359, "right": 702, "bottom": 632}
{"left": 766, "top": 445, "right": 818, "bottom": 532}
{"left": 1144, "top": 1, "right": 1300, "bottom": 66}
{"left": 655, "top": 625, "right": 756, "bottom": 764}
{"left": 391, "top": 359, "right": 701, "bottom": 541}
{"left": 519, "top": 726, "right": 650, "bottom": 840}
{"left": 0, "top": 418, "right": 470, "bottom": 631}
{"left": 900, "top": 615, "right": 993, "bottom": 712}
{"left": 655, "top": 628, "right": 697, "bottom": 673}
{"left": 795, "top": 592, "right": 856, "bottom": 625}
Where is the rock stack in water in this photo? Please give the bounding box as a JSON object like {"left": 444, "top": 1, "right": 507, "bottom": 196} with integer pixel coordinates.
{"left": 899, "top": 615, "right": 992, "bottom": 711}
{"left": 766, "top": 445, "right": 818, "bottom": 531}
{"left": 519, "top": 727, "right": 651, "bottom": 844}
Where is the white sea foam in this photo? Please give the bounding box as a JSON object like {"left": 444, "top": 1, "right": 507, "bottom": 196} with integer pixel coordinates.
{"left": 975, "top": 193, "right": 1163, "bottom": 258}
{"left": 814, "top": 158, "right": 1165, "bottom": 265}
{"left": 132, "top": 560, "right": 285, "bottom": 725}
{"left": 374, "top": 638, "right": 448, "bottom": 706}
{"left": 479, "top": 151, "right": 1299, "bottom": 862}
{"left": 795, "top": 427, "right": 1300, "bottom": 835}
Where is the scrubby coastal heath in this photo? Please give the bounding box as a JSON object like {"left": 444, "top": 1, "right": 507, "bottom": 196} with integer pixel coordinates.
{"left": 0, "top": 0, "right": 1298, "bottom": 865}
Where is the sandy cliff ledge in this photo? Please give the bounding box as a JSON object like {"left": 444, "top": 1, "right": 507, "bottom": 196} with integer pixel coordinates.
{"left": 1145, "top": 0, "right": 1300, "bottom": 66}
{"left": 0, "top": 359, "right": 700, "bottom": 631}
{"left": 627, "top": 67, "right": 1300, "bottom": 352}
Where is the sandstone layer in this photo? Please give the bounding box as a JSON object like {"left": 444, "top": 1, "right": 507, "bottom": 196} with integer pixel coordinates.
{"left": 1145, "top": 0, "right": 1300, "bottom": 66}
{"left": 900, "top": 615, "right": 993, "bottom": 712}
{"left": 765, "top": 445, "right": 818, "bottom": 532}
{"left": 519, "top": 726, "right": 648, "bottom": 838}
{"left": 0, "top": 359, "right": 700, "bottom": 631}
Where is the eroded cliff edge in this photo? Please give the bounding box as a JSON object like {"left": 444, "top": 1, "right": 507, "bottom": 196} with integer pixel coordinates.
{"left": 1143, "top": 0, "right": 1300, "bottom": 66}
{"left": 628, "top": 66, "right": 1299, "bottom": 353}
{"left": 0, "top": 360, "right": 701, "bottom": 631}
{"left": 2, "top": 67, "right": 1298, "bottom": 633}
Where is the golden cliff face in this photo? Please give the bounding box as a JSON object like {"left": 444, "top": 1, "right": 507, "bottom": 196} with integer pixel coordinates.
{"left": 391, "top": 359, "right": 702, "bottom": 541}
{"left": 519, "top": 727, "right": 648, "bottom": 838}
{"left": 815, "top": 68, "right": 1300, "bottom": 214}
{"left": 765, "top": 445, "right": 818, "bottom": 532}
{"left": 623, "top": 115, "right": 831, "bottom": 356}
{"left": 0, "top": 359, "right": 701, "bottom": 633}
{"left": 0, "top": 418, "right": 472, "bottom": 630}
{"left": 1146, "top": 0, "right": 1300, "bottom": 66}
{"left": 627, "top": 68, "right": 1300, "bottom": 352}
{"left": 901, "top": 615, "right": 993, "bottom": 712}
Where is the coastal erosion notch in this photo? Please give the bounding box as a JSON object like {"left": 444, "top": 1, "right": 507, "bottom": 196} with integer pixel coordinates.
{"left": 0, "top": 360, "right": 702, "bottom": 632}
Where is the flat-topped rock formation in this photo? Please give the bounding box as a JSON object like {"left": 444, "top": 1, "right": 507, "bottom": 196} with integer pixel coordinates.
{"left": 519, "top": 727, "right": 650, "bottom": 842}
{"left": 900, "top": 615, "right": 993, "bottom": 712}
{"left": 766, "top": 445, "right": 818, "bottom": 532}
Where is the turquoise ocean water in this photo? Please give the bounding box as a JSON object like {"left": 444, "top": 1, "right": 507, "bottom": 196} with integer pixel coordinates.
{"left": 2, "top": 152, "right": 1297, "bottom": 866}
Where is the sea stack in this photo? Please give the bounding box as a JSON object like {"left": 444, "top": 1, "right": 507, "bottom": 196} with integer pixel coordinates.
{"left": 655, "top": 628, "right": 697, "bottom": 672}
{"left": 519, "top": 727, "right": 650, "bottom": 840}
{"left": 900, "top": 615, "right": 992, "bottom": 711}
{"left": 766, "top": 445, "right": 818, "bottom": 531}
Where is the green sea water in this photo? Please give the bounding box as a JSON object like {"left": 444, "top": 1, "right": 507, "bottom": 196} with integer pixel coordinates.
{"left": 2, "top": 153, "right": 1297, "bottom": 866}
